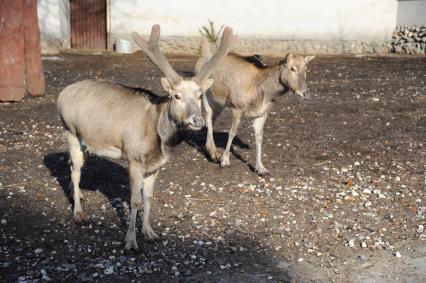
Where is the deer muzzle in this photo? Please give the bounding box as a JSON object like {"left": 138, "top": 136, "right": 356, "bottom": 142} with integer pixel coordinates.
{"left": 294, "top": 89, "right": 311, "bottom": 100}
{"left": 186, "top": 115, "right": 205, "bottom": 130}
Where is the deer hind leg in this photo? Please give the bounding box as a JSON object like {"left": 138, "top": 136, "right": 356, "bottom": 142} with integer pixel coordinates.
{"left": 203, "top": 94, "right": 224, "bottom": 161}
{"left": 125, "top": 161, "right": 143, "bottom": 250}
{"left": 220, "top": 108, "right": 242, "bottom": 168}
{"left": 253, "top": 114, "right": 268, "bottom": 176}
{"left": 141, "top": 171, "right": 159, "bottom": 239}
{"left": 67, "top": 132, "right": 86, "bottom": 222}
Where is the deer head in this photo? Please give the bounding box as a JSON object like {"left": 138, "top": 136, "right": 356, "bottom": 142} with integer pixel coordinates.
{"left": 132, "top": 25, "right": 233, "bottom": 130}
{"left": 279, "top": 53, "right": 315, "bottom": 99}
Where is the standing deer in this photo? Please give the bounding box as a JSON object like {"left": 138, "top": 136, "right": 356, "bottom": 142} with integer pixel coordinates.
{"left": 57, "top": 25, "right": 234, "bottom": 250}
{"left": 196, "top": 40, "right": 314, "bottom": 176}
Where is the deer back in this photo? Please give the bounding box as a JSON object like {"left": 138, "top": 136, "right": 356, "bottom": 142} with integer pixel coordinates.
{"left": 58, "top": 80, "right": 163, "bottom": 158}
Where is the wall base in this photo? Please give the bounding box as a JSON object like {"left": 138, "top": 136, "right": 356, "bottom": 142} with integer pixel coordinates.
{"left": 105, "top": 34, "right": 391, "bottom": 56}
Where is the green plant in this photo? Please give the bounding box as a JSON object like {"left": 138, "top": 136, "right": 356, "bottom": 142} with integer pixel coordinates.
{"left": 199, "top": 19, "right": 224, "bottom": 47}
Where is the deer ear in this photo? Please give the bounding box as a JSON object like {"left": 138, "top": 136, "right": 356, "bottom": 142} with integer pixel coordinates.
{"left": 201, "top": 79, "right": 214, "bottom": 92}
{"left": 161, "top": 77, "right": 174, "bottom": 93}
{"left": 285, "top": 52, "right": 293, "bottom": 65}
{"left": 304, "top": 55, "right": 315, "bottom": 64}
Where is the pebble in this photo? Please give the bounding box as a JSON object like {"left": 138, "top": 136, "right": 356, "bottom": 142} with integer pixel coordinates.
{"left": 40, "top": 269, "right": 50, "bottom": 281}
{"left": 1, "top": 219, "right": 6, "bottom": 225}
{"left": 277, "top": 261, "right": 289, "bottom": 269}
{"left": 104, "top": 266, "right": 114, "bottom": 275}
{"left": 358, "top": 255, "right": 368, "bottom": 261}
{"left": 395, "top": 251, "right": 402, "bottom": 258}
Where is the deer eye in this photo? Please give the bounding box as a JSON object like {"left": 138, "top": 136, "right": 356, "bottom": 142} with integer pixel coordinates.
{"left": 174, "top": 94, "right": 182, "bottom": 100}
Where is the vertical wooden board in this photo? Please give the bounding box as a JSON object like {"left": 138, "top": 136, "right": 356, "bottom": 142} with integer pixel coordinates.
{"left": 0, "top": 0, "right": 25, "bottom": 101}
{"left": 71, "top": 0, "right": 106, "bottom": 49}
{"left": 23, "top": 0, "right": 45, "bottom": 96}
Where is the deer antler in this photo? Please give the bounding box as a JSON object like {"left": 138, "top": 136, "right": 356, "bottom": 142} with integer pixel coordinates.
{"left": 194, "top": 27, "right": 234, "bottom": 84}
{"left": 131, "top": 25, "right": 182, "bottom": 87}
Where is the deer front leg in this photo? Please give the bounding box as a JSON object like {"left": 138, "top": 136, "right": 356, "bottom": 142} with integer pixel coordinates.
{"left": 125, "top": 161, "right": 143, "bottom": 250}
{"left": 253, "top": 114, "right": 268, "bottom": 176}
{"left": 203, "top": 94, "right": 221, "bottom": 161}
{"left": 220, "top": 109, "right": 242, "bottom": 168}
{"left": 140, "top": 171, "right": 159, "bottom": 239}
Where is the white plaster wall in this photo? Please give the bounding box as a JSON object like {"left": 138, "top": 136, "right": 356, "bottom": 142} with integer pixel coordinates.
{"left": 37, "top": 0, "right": 70, "bottom": 46}
{"left": 397, "top": 0, "right": 426, "bottom": 26}
{"left": 111, "top": 0, "right": 397, "bottom": 43}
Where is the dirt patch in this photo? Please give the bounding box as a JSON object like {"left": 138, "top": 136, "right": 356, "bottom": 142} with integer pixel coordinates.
{"left": 0, "top": 53, "right": 426, "bottom": 282}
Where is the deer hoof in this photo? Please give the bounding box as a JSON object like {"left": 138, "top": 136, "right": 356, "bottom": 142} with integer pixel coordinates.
{"left": 256, "top": 166, "right": 269, "bottom": 176}
{"left": 124, "top": 239, "right": 139, "bottom": 251}
{"left": 219, "top": 156, "right": 230, "bottom": 168}
{"left": 142, "top": 225, "right": 159, "bottom": 240}
{"left": 208, "top": 149, "right": 221, "bottom": 161}
{"left": 73, "top": 210, "right": 87, "bottom": 222}
{"left": 125, "top": 232, "right": 139, "bottom": 250}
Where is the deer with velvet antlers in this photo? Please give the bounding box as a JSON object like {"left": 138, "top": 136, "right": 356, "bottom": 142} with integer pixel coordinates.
{"left": 196, "top": 39, "right": 315, "bottom": 176}
{"left": 57, "top": 25, "right": 234, "bottom": 250}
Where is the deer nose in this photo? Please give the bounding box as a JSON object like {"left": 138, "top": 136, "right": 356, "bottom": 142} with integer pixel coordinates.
{"left": 303, "top": 91, "right": 311, "bottom": 100}
{"left": 192, "top": 116, "right": 205, "bottom": 128}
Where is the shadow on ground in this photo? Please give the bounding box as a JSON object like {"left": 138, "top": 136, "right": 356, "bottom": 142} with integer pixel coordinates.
{"left": 0, "top": 152, "right": 294, "bottom": 282}
{"left": 44, "top": 152, "right": 131, "bottom": 228}
{"left": 185, "top": 128, "right": 256, "bottom": 172}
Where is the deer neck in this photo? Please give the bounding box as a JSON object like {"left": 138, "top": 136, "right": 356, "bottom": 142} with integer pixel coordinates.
{"left": 157, "top": 101, "right": 181, "bottom": 154}
{"left": 259, "top": 66, "right": 288, "bottom": 100}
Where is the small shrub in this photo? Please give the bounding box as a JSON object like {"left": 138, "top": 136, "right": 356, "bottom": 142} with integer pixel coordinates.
{"left": 199, "top": 19, "right": 224, "bottom": 48}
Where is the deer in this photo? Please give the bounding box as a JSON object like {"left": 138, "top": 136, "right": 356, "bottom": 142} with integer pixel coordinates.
{"left": 196, "top": 39, "right": 315, "bottom": 176}
{"left": 57, "top": 25, "right": 234, "bottom": 250}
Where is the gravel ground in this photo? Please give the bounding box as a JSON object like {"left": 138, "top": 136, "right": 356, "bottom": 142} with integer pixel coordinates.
{"left": 1, "top": 53, "right": 426, "bottom": 282}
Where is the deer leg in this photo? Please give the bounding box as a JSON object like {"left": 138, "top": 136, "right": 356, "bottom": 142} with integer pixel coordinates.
{"left": 203, "top": 94, "right": 223, "bottom": 161}
{"left": 67, "top": 132, "right": 86, "bottom": 222}
{"left": 125, "top": 161, "right": 143, "bottom": 250}
{"left": 141, "top": 171, "right": 159, "bottom": 239}
{"left": 220, "top": 109, "right": 242, "bottom": 168}
{"left": 253, "top": 114, "right": 268, "bottom": 176}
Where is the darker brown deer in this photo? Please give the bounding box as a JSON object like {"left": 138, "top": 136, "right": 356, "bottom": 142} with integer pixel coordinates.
{"left": 196, "top": 39, "right": 314, "bottom": 175}
{"left": 57, "top": 25, "right": 234, "bottom": 250}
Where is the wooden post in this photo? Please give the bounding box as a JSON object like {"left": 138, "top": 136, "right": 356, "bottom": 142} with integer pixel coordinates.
{"left": 0, "top": 0, "right": 45, "bottom": 102}
{"left": 0, "top": 0, "right": 26, "bottom": 101}
{"left": 24, "top": 0, "right": 45, "bottom": 96}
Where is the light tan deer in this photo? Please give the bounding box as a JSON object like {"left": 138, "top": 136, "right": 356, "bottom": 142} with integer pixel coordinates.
{"left": 196, "top": 39, "right": 314, "bottom": 176}
{"left": 57, "top": 25, "right": 234, "bottom": 250}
